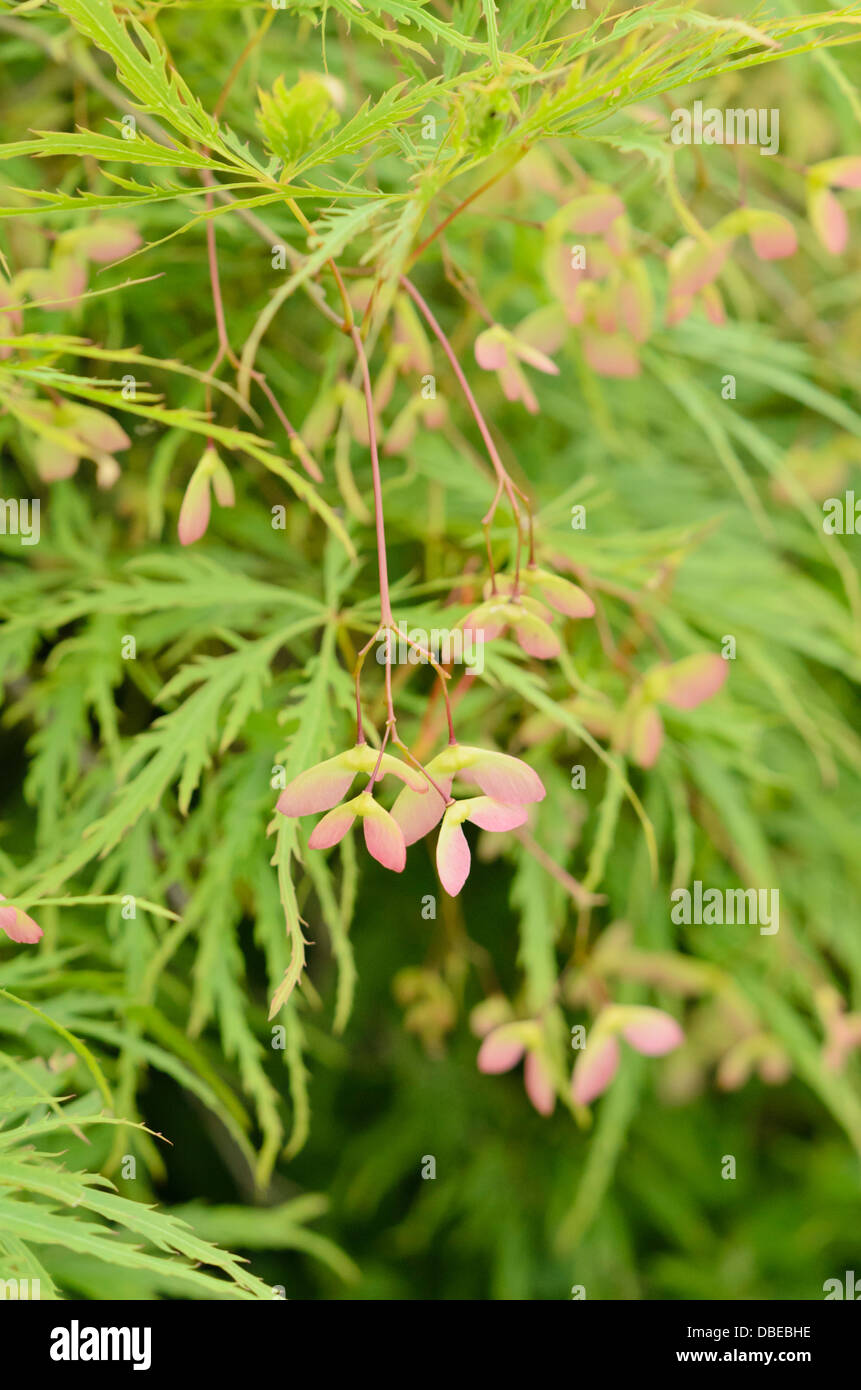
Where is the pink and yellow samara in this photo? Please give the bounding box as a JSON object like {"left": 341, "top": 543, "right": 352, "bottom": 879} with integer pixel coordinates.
{"left": 276, "top": 741, "right": 545, "bottom": 894}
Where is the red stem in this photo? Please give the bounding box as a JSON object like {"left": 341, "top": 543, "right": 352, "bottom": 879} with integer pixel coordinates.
{"left": 351, "top": 325, "right": 393, "bottom": 627}
{"left": 399, "top": 275, "right": 530, "bottom": 530}
{"left": 205, "top": 193, "right": 230, "bottom": 354}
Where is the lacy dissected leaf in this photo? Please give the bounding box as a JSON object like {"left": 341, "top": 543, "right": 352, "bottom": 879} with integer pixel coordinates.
{"left": 52, "top": 0, "right": 238, "bottom": 158}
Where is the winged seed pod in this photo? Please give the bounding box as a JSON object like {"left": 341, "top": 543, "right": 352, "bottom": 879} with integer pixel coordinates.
{"left": 462, "top": 593, "right": 562, "bottom": 659}
{"left": 25, "top": 399, "right": 130, "bottom": 485}
{"left": 815, "top": 987, "right": 861, "bottom": 1073}
{"left": 491, "top": 567, "right": 596, "bottom": 619}
{"left": 621, "top": 653, "right": 729, "bottom": 768}
{"left": 474, "top": 322, "right": 560, "bottom": 413}
{"left": 278, "top": 743, "right": 544, "bottom": 890}
{"left": 0, "top": 274, "right": 22, "bottom": 358}
{"left": 276, "top": 747, "right": 437, "bottom": 872}
{"left": 277, "top": 745, "right": 427, "bottom": 818}
{"left": 308, "top": 792, "right": 407, "bottom": 872}
{"left": 178, "top": 446, "right": 234, "bottom": 546}
{"left": 476, "top": 1019, "right": 557, "bottom": 1116}
{"left": 806, "top": 157, "right": 861, "bottom": 254}
{"left": 643, "top": 653, "right": 728, "bottom": 709}
{"left": 390, "top": 745, "right": 544, "bottom": 848}
{"left": 436, "top": 796, "right": 529, "bottom": 896}
{"left": 554, "top": 187, "right": 626, "bottom": 237}
{"left": 56, "top": 220, "right": 142, "bottom": 265}
{"left": 717, "top": 1035, "right": 791, "bottom": 1091}
{"left": 462, "top": 565, "right": 595, "bottom": 661}
{"left": 0, "top": 895, "right": 43, "bottom": 945}
{"left": 571, "top": 1006, "right": 684, "bottom": 1106}
{"left": 15, "top": 220, "right": 142, "bottom": 312}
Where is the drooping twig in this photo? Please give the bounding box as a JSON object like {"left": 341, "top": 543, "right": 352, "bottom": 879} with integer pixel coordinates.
{"left": 399, "top": 274, "right": 533, "bottom": 579}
